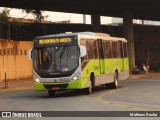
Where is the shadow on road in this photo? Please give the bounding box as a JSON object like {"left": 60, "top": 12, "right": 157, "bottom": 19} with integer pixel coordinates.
{"left": 39, "top": 85, "right": 126, "bottom": 98}
{"left": 0, "top": 85, "right": 126, "bottom": 99}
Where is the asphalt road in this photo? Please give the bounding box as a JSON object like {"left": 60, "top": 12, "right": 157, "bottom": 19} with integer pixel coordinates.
{"left": 0, "top": 78, "right": 160, "bottom": 120}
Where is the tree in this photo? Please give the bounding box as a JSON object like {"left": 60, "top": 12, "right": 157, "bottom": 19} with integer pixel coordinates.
{"left": 0, "top": 9, "right": 10, "bottom": 38}
{"left": 0, "top": 8, "right": 45, "bottom": 39}
{"left": 23, "top": 9, "right": 44, "bottom": 21}
{"left": 0, "top": 9, "right": 9, "bottom": 24}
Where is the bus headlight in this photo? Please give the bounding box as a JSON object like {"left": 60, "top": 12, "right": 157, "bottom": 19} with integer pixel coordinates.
{"left": 35, "top": 78, "right": 40, "bottom": 83}
{"left": 72, "top": 73, "right": 80, "bottom": 81}
{"left": 73, "top": 76, "right": 78, "bottom": 80}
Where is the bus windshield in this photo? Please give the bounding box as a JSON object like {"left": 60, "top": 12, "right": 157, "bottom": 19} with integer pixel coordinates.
{"left": 33, "top": 45, "right": 79, "bottom": 77}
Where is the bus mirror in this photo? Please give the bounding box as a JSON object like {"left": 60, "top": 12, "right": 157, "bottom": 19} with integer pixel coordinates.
{"left": 80, "top": 45, "right": 86, "bottom": 57}
{"left": 28, "top": 49, "right": 32, "bottom": 60}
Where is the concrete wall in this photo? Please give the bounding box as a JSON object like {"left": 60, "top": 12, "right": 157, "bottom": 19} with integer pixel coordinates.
{"left": 0, "top": 39, "right": 33, "bottom": 82}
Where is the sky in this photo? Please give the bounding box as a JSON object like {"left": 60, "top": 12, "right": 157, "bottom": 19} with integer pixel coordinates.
{"left": 2, "top": 7, "right": 160, "bottom": 26}
{"left": 0, "top": 7, "right": 113, "bottom": 24}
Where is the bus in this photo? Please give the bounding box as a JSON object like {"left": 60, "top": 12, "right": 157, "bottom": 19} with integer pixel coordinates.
{"left": 29, "top": 32, "right": 129, "bottom": 96}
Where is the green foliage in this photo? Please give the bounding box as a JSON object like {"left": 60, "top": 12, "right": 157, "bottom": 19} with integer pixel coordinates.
{"left": 34, "top": 10, "right": 44, "bottom": 20}
{"left": 10, "top": 18, "right": 24, "bottom": 26}
{"left": 0, "top": 9, "right": 24, "bottom": 26}
{"left": 23, "top": 9, "right": 44, "bottom": 21}
{"left": 0, "top": 10, "right": 9, "bottom": 24}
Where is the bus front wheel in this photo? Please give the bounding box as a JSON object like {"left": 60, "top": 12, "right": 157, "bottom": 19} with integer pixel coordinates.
{"left": 48, "top": 90, "right": 55, "bottom": 97}
{"left": 84, "top": 81, "right": 92, "bottom": 94}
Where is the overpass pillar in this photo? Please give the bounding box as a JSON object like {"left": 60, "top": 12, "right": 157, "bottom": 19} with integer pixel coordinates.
{"left": 91, "top": 15, "right": 101, "bottom": 32}
{"left": 123, "top": 12, "right": 135, "bottom": 72}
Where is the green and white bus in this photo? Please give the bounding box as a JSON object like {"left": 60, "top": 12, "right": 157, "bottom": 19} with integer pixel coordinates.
{"left": 29, "top": 32, "right": 129, "bottom": 96}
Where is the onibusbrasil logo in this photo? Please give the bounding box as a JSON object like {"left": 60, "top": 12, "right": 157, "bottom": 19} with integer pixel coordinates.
{"left": 1, "top": 112, "right": 42, "bottom": 118}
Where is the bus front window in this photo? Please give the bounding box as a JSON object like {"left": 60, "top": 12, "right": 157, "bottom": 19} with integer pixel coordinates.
{"left": 33, "top": 46, "right": 79, "bottom": 77}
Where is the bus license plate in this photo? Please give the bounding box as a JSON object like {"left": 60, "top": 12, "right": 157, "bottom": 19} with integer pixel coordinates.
{"left": 52, "top": 86, "right": 60, "bottom": 90}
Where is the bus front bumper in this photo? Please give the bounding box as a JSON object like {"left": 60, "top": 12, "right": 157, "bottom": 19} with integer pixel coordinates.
{"left": 34, "top": 78, "right": 87, "bottom": 91}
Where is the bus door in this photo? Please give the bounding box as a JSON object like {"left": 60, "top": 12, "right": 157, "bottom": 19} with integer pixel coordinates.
{"left": 119, "top": 41, "right": 125, "bottom": 71}
{"left": 97, "top": 39, "right": 105, "bottom": 74}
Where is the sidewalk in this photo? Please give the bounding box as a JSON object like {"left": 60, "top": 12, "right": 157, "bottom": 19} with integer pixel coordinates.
{"left": 0, "top": 72, "right": 160, "bottom": 94}
{"left": 0, "top": 78, "right": 34, "bottom": 94}
{"left": 129, "top": 72, "right": 160, "bottom": 79}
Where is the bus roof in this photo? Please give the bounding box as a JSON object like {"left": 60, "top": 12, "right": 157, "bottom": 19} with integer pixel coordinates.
{"left": 34, "top": 32, "right": 109, "bottom": 39}
{"left": 34, "top": 32, "right": 127, "bottom": 42}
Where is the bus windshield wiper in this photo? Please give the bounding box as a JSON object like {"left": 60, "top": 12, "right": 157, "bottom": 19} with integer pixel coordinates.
{"left": 60, "top": 46, "right": 67, "bottom": 58}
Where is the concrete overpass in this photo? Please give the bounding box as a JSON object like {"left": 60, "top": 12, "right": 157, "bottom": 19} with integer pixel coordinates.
{"left": 1, "top": 0, "right": 160, "bottom": 20}
{"left": 1, "top": 0, "right": 160, "bottom": 71}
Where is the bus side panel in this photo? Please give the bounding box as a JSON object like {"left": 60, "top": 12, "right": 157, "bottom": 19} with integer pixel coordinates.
{"left": 104, "top": 59, "right": 113, "bottom": 74}
{"left": 119, "top": 58, "right": 129, "bottom": 80}
{"left": 103, "top": 59, "right": 115, "bottom": 83}
{"left": 124, "top": 58, "right": 129, "bottom": 71}
{"left": 81, "top": 60, "right": 95, "bottom": 88}
{"left": 67, "top": 79, "right": 86, "bottom": 89}
{"left": 81, "top": 59, "right": 104, "bottom": 87}
{"left": 112, "top": 58, "right": 121, "bottom": 73}
{"left": 93, "top": 59, "right": 101, "bottom": 75}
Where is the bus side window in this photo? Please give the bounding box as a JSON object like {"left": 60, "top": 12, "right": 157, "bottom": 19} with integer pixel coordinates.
{"left": 97, "top": 39, "right": 104, "bottom": 59}
{"left": 116, "top": 41, "right": 123, "bottom": 58}
{"left": 104, "top": 41, "right": 112, "bottom": 58}
{"left": 117, "top": 42, "right": 121, "bottom": 58}
{"left": 80, "top": 39, "right": 87, "bottom": 63}
{"left": 86, "top": 41, "right": 94, "bottom": 59}
{"left": 112, "top": 42, "right": 117, "bottom": 58}
{"left": 119, "top": 41, "right": 124, "bottom": 58}
{"left": 123, "top": 43, "right": 128, "bottom": 58}
{"left": 103, "top": 41, "right": 106, "bottom": 58}
{"left": 93, "top": 41, "right": 98, "bottom": 59}
{"left": 113, "top": 42, "right": 121, "bottom": 58}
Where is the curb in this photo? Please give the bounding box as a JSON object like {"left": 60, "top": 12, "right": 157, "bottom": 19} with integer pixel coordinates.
{"left": 0, "top": 87, "right": 33, "bottom": 95}
{"left": 129, "top": 73, "right": 160, "bottom": 79}
{"left": 0, "top": 79, "right": 34, "bottom": 94}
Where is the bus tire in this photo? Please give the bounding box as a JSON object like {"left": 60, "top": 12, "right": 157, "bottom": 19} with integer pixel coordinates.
{"left": 84, "top": 80, "right": 92, "bottom": 94}
{"left": 106, "top": 72, "right": 119, "bottom": 89}
{"left": 48, "top": 90, "right": 55, "bottom": 97}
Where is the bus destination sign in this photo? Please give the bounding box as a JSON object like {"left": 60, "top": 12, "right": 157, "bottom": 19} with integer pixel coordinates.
{"left": 39, "top": 38, "right": 71, "bottom": 45}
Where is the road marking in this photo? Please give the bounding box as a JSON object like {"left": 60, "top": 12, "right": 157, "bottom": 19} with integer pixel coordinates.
{"left": 95, "top": 87, "right": 160, "bottom": 111}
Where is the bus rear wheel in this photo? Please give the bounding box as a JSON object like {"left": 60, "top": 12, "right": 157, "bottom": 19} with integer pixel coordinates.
{"left": 106, "top": 72, "right": 119, "bottom": 89}
{"left": 48, "top": 90, "right": 55, "bottom": 97}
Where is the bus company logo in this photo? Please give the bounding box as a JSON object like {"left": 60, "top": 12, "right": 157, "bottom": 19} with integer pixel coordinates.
{"left": 2, "top": 112, "right": 11, "bottom": 117}
{"left": 1, "top": 112, "right": 42, "bottom": 118}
